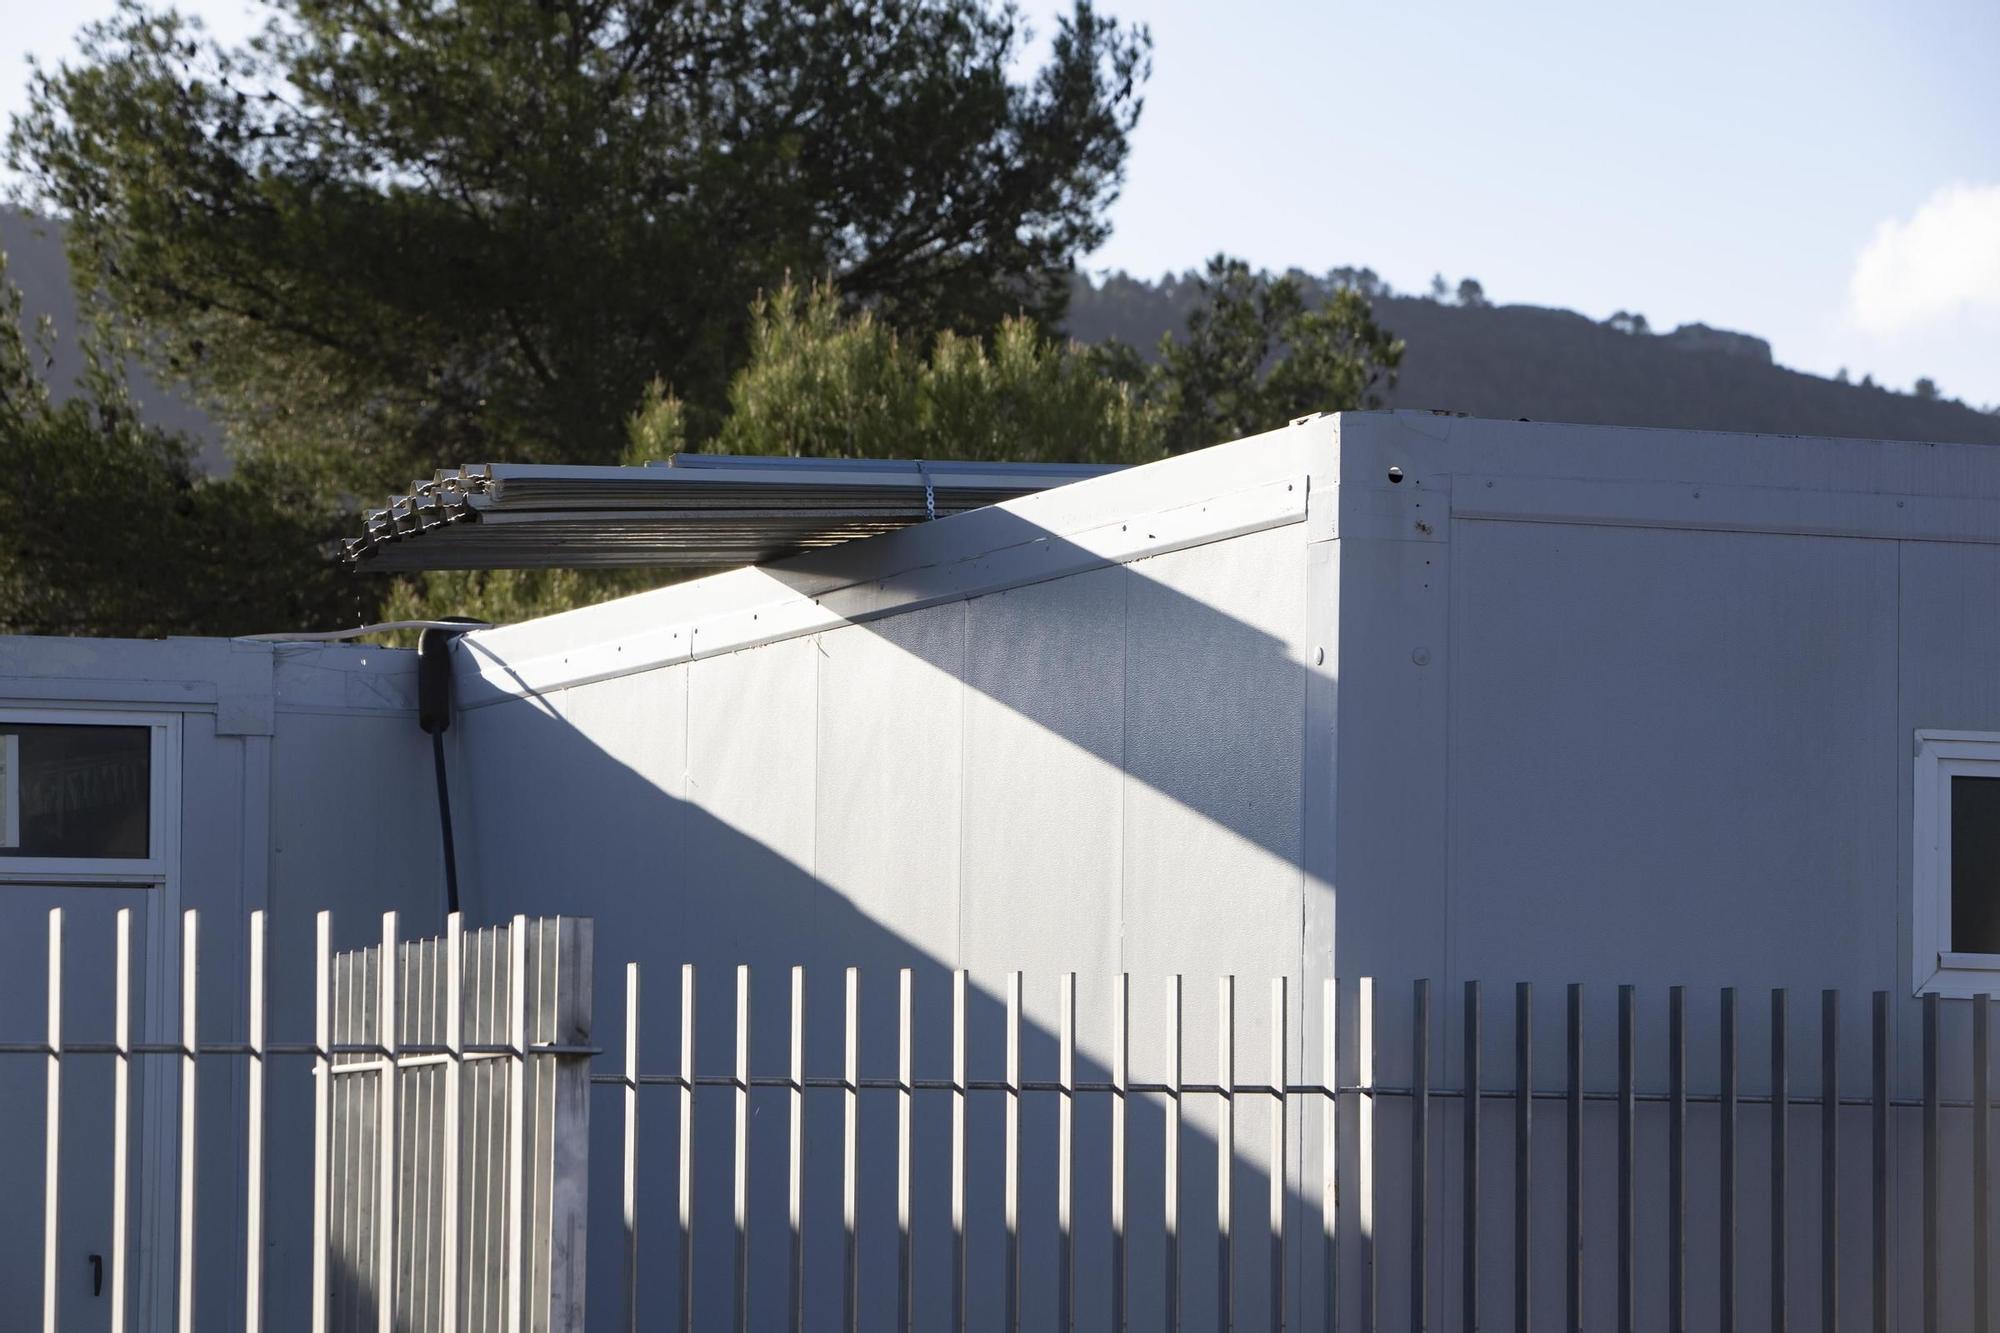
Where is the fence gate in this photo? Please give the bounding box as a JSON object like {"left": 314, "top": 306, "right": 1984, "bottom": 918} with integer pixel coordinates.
{"left": 324, "top": 914, "right": 593, "bottom": 1333}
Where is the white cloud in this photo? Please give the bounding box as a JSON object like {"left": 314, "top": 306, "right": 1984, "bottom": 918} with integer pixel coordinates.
{"left": 1847, "top": 183, "right": 2000, "bottom": 337}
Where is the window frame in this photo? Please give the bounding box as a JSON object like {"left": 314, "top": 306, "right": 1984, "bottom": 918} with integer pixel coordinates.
{"left": 0, "top": 707, "right": 176, "bottom": 883}
{"left": 1913, "top": 729, "right": 2000, "bottom": 997}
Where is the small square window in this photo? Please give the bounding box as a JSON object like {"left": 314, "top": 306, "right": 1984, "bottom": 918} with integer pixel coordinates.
{"left": 0, "top": 723, "right": 152, "bottom": 859}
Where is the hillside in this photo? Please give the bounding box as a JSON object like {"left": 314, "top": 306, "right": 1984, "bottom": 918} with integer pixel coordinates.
{"left": 1066, "top": 271, "right": 2000, "bottom": 447}
{"left": 11, "top": 210, "right": 1999, "bottom": 462}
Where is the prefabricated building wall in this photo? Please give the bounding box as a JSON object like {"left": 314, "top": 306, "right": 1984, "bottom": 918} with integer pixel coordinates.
{"left": 454, "top": 411, "right": 2000, "bottom": 1331}
{"left": 449, "top": 421, "right": 1338, "bottom": 1332}
{"left": 0, "top": 636, "right": 442, "bottom": 1333}
{"left": 1324, "top": 412, "right": 2000, "bottom": 1332}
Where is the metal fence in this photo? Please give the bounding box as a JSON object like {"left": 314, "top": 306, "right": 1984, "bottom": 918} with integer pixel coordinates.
{"left": 326, "top": 913, "right": 592, "bottom": 1333}
{"left": 2, "top": 907, "right": 591, "bottom": 1333}
{"left": 600, "top": 969, "right": 1997, "bottom": 1333}
{"left": 3, "top": 909, "right": 1997, "bottom": 1332}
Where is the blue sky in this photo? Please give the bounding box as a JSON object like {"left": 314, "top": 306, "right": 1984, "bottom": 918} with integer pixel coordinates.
{"left": 7, "top": 0, "right": 1998, "bottom": 405}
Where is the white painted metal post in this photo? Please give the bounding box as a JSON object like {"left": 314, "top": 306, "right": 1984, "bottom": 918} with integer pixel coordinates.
{"left": 43, "top": 907, "right": 62, "bottom": 1333}
{"left": 1112, "top": 973, "right": 1129, "bottom": 1333}
{"left": 789, "top": 966, "right": 806, "bottom": 1333}
{"left": 1270, "top": 977, "right": 1287, "bottom": 1333}
{"left": 952, "top": 969, "right": 968, "bottom": 1333}
{"left": 506, "top": 915, "right": 527, "bottom": 1333}
{"left": 843, "top": 967, "right": 861, "bottom": 1333}
{"left": 177, "top": 910, "right": 199, "bottom": 1333}
{"left": 442, "top": 913, "right": 463, "bottom": 1333}
{"left": 1357, "top": 977, "right": 1376, "bottom": 1333}
{"left": 311, "top": 912, "right": 331, "bottom": 1333}
{"left": 1219, "top": 975, "right": 1235, "bottom": 1333}
{"left": 898, "top": 968, "right": 914, "bottom": 1333}
{"left": 112, "top": 908, "right": 133, "bottom": 1333}
{"left": 623, "top": 960, "right": 640, "bottom": 1333}
{"left": 678, "top": 963, "right": 696, "bottom": 1333}
{"left": 244, "top": 910, "right": 267, "bottom": 1333}
{"left": 377, "top": 913, "right": 399, "bottom": 1333}
{"left": 1059, "top": 972, "right": 1076, "bottom": 1333}
{"left": 1166, "top": 975, "right": 1182, "bottom": 1333}
{"left": 734, "top": 964, "right": 751, "bottom": 1333}
{"left": 1005, "top": 971, "right": 1022, "bottom": 1333}
{"left": 1321, "top": 978, "right": 1337, "bottom": 1333}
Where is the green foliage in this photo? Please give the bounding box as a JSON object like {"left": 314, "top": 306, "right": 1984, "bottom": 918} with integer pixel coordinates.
{"left": 0, "top": 258, "right": 357, "bottom": 636}
{"left": 654, "top": 280, "right": 1165, "bottom": 465}
{"left": 8, "top": 0, "right": 1151, "bottom": 495}
{"left": 1155, "top": 256, "right": 1404, "bottom": 453}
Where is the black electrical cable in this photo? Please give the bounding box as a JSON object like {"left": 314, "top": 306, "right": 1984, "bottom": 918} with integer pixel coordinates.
{"left": 418, "top": 620, "right": 482, "bottom": 919}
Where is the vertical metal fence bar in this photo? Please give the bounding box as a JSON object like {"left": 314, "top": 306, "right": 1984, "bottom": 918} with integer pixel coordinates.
{"left": 1464, "top": 981, "right": 1481, "bottom": 1333}
{"left": 112, "top": 908, "right": 134, "bottom": 1333}
{"left": 845, "top": 967, "right": 862, "bottom": 1333}
{"left": 378, "top": 914, "right": 400, "bottom": 1333}
{"left": 791, "top": 966, "right": 807, "bottom": 1333}
{"left": 1619, "top": 985, "right": 1635, "bottom": 1333}
{"left": 1359, "top": 977, "right": 1376, "bottom": 1333}
{"left": 1566, "top": 984, "right": 1582, "bottom": 1333}
{"left": 1166, "top": 975, "right": 1183, "bottom": 1333}
{"left": 1871, "top": 992, "right": 1888, "bottom": 1333}
{"left": 1822, "top": 991, "right": 1838, "bottom": 1333}
{"left": 1414, "top": 978, "right": 1431, "bottom": 1333}
{"left": 1977, "top": 992, "right": 1991, "bottom": 1333}
{"left": 442, "top": 913, "right": 462, "bottom": 1333}
{"left": 624, "top": 962, "right": 641, "bottom": 1333}
{"left": 42, "top": 908, "right": 62, "bottom": 1333}
{"left": 952, "top": 970, "right": 967, "bottom": 1333}
{"left": 1669, "top": 986, "right": 1686, "bottom": 1333}
{"left": 680, "top": 963, "right": 696, "bottom": 1333}
{"left": 1271, "top": 977, "right": 1288, "bottom": 1333}
{"left": 1773, "top": 988, "right": 1788, "bottom": 1333}
{"left": 311, "top": 912, "right": 331, "bottom": 1333}
{"left": 1923, "top": 992, "right": 1938, "bottom": 1333}
{"left": 1061, "top": 972, "right": 1076, "bottom": 1333}
{"left": 1722, "top": 987, "right": 1738, "bottom": 1333}
{"left": 1114, "top": 973, "right": 1129, "bottom": 1333}
{"left": 735, "top": 965, "right": 751, "bottom": 1333}
{"left": 1515, "top": 982, "right": 1531, "bottom": 1333}
{"left": 900, "top": 968, "right": 915, "bottom": 1333}
{"left": 178, "top": 909, "right": 200, "bottom": 1333}
{"left": 506, "top": 916, "right": 528, "bottom": 1333}
{"left": 245, "top": 910, "right": 267, "bottom": 1333}
{"left": 1219, "top": 974, "right": 1236, "bottom": 1333}
{"left": 1005, "top": 970, "right": 1021, "bottom": 1333}
{"left": 1323, "top": 978, "right": 1338, "bottom": 1333}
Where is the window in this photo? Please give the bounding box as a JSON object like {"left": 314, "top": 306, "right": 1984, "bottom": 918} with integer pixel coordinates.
{"left": 1914, "top": 730, "right": 2000, "bottom": 996}
{"left": 0, "top": 710, "right": 171, "bottom": 881}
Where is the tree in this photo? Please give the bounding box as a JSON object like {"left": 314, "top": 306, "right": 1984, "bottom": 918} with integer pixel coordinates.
{"left": 1155, "top": 256, "right": 1403, "bottom": 453}
{"left": 1456, "top": 277, "right": 1487, "bottom": 308}
{"left": 637, "top": 278, "right": 1166, "bottom": 465}
{"left": 1429, "top": 273, "right": 1451, "bottom": 302}
{"left": 8, "top": 0, "right": 1152, "bottom": 495}
{"left": 1914, "top": 377, "right": 1941, "bottom": 400}
{"left": 1605, "top": 310, "right": 1651, "bottom": 336}
{"left": 0, "top": 257, "right": 354, "bottom": 636}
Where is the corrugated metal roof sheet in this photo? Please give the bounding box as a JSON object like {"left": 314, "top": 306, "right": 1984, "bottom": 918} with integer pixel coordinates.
{"left": 342, "top": 454, "right": 1122, "bottom": 571}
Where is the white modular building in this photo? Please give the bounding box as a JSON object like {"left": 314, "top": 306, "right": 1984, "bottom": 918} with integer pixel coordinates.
{"left": 4, "top": 410, "right": 1999, "bottom": 1330}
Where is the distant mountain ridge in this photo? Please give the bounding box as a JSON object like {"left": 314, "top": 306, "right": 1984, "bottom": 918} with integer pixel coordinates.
{"left": 1066, "top": 270, "right": 2000, "bottom": 448}
{"left": 10, "top": 206, "right": 1999, "bottom": 463}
